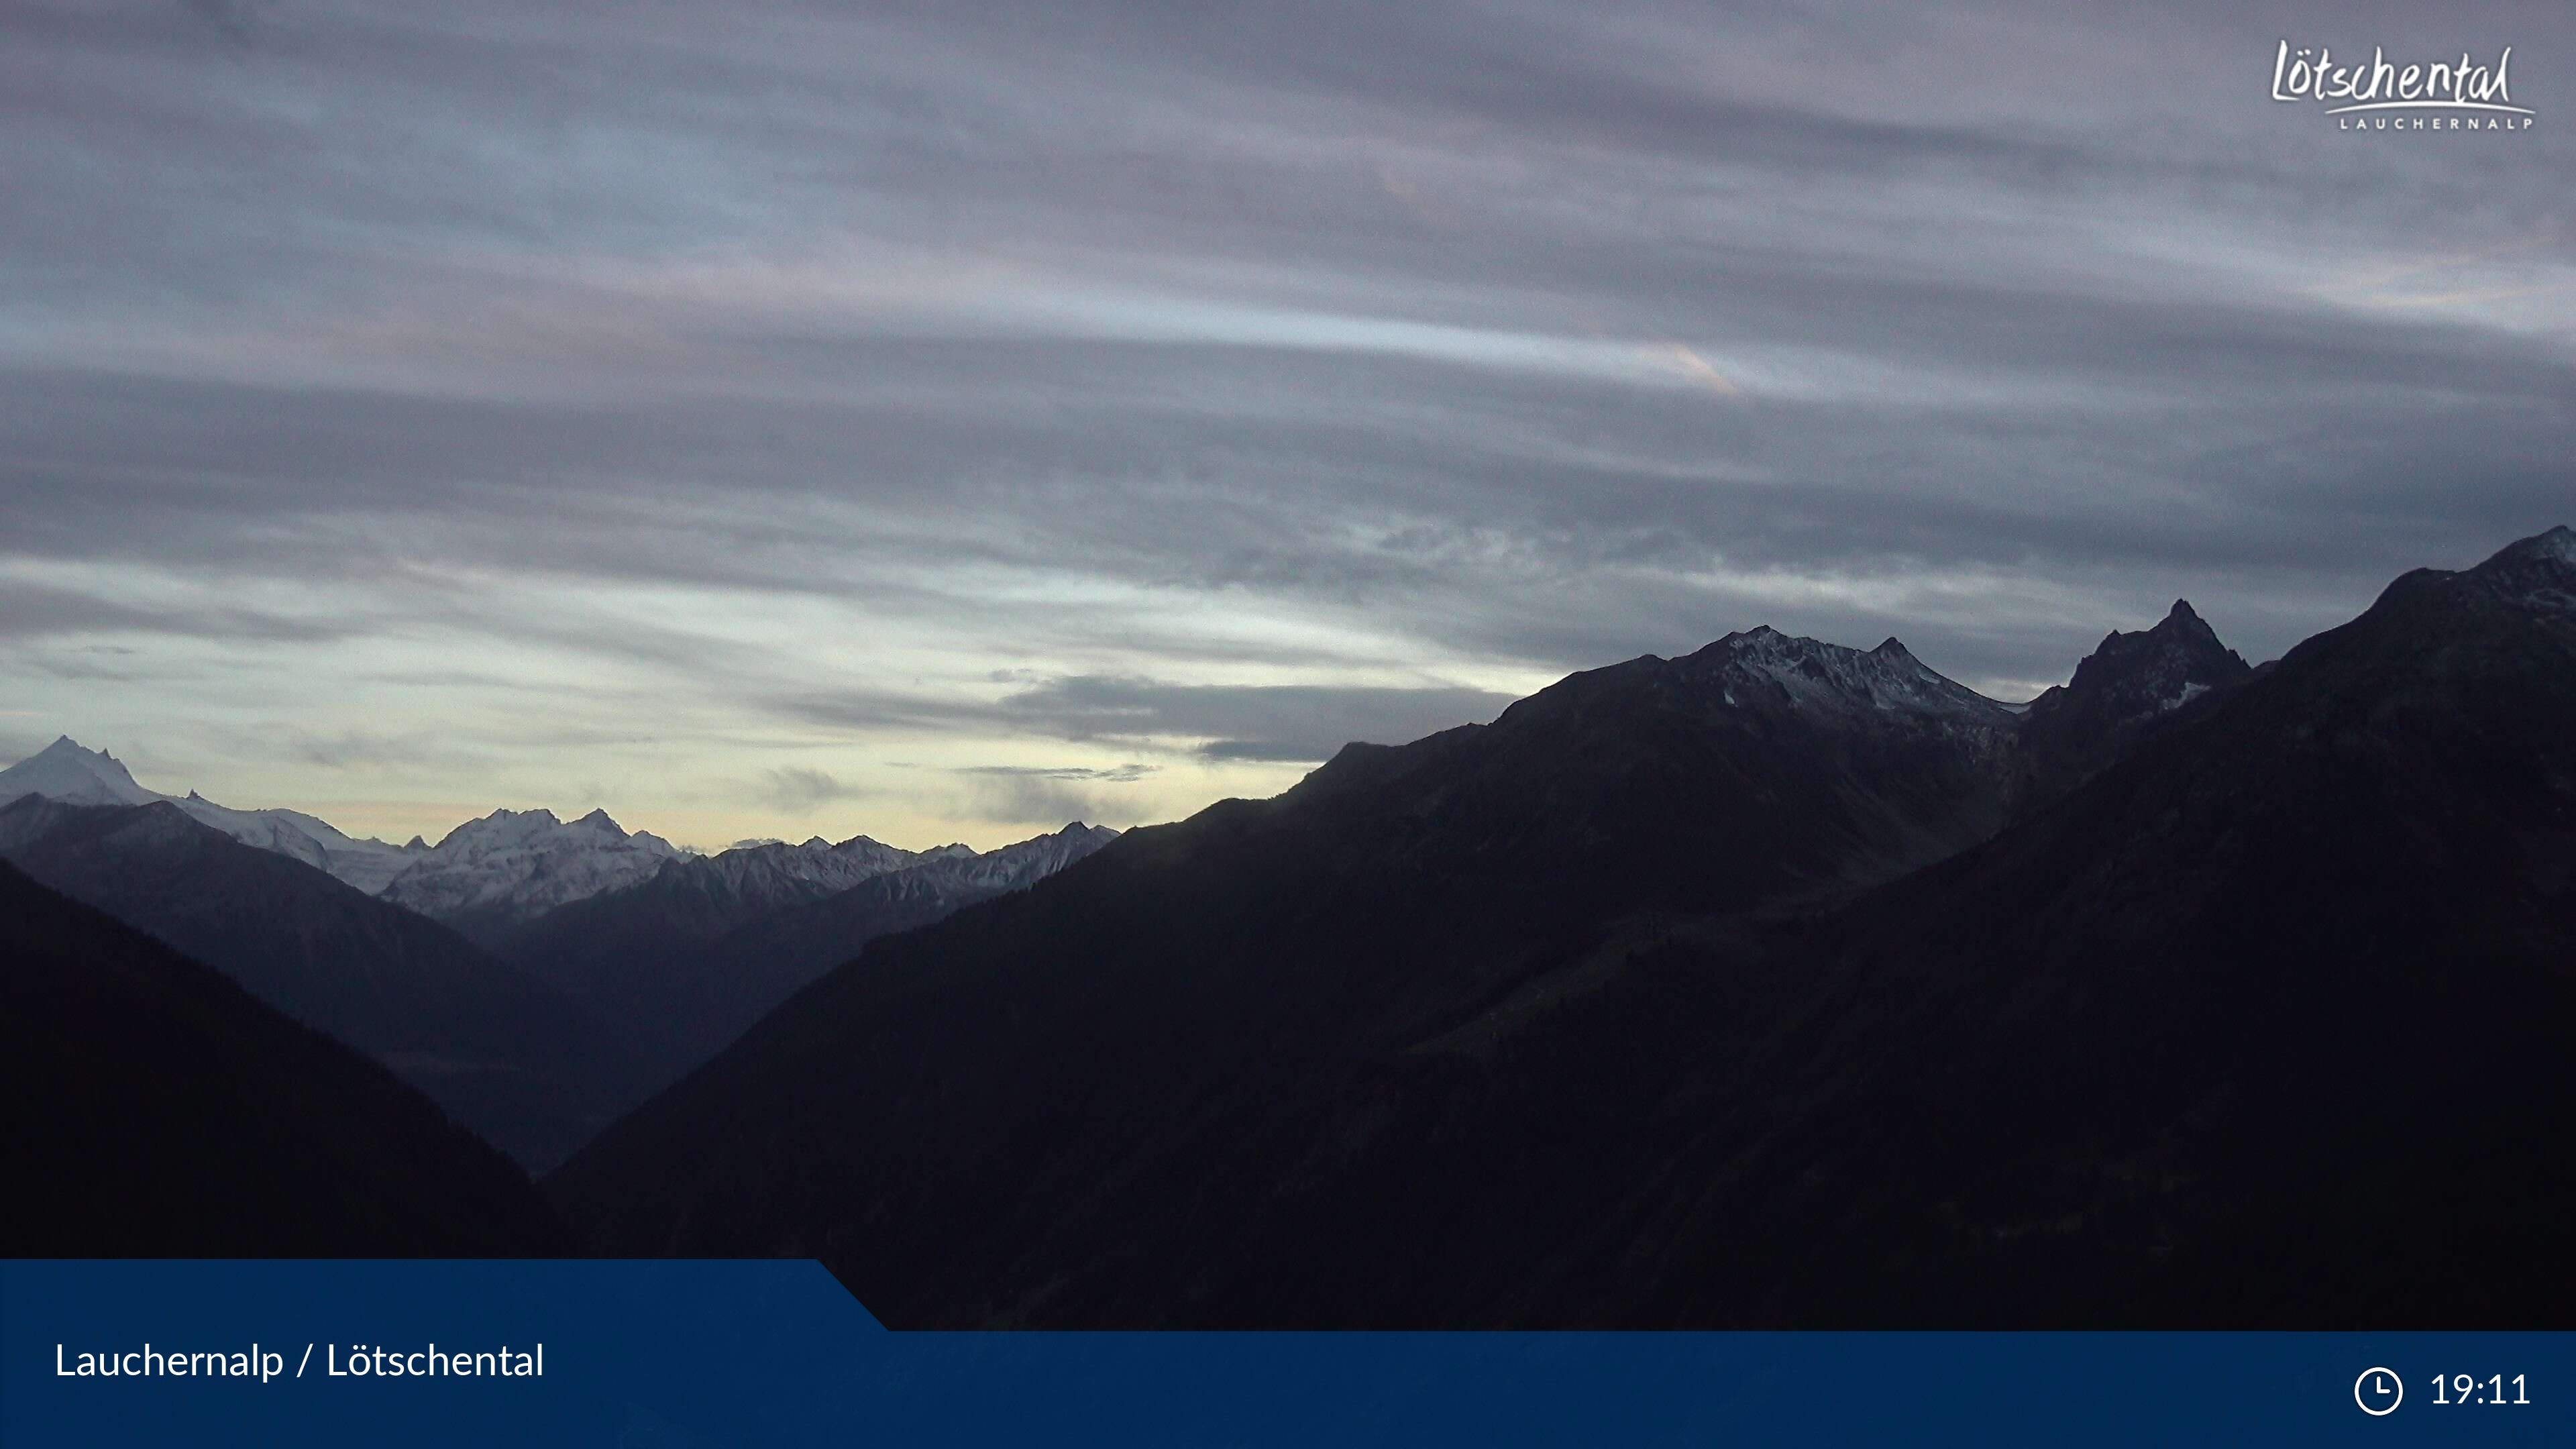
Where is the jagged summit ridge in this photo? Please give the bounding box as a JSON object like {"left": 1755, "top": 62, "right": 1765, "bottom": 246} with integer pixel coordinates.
{"left": 1687, "top": 625, "right": 2017, "bottom": 723}
{"left": 635, "top": 830, "right": 923, "bottom": 902}
{"left": 431, "top": 805, "right": 667, "bottom": 851}
{"left": 384, "top": 805, "right": 683, "bottom": 938}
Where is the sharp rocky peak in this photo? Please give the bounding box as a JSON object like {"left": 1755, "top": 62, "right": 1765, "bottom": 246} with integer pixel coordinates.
{"left": 2063, "top": 599, "right": 2247, "bottom": 693}
{"left": 29, "top": 736, "right": 105, "bottom": 765}
{"left": 1, "top": 735, "right": 156, "bottom": 807}
{"left": 2016, "top": 597, "right": 2256, "bottom": 802}
{"left": 2145, "top": 597, "right": 2224, "bottom": 645}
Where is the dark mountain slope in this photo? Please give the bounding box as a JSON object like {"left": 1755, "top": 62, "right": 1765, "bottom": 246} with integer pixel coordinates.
{"left": 0, "top": 861, "right": 568, "bottom": 1256}
{"left": 497, "top": 833, "right": 922, "bottom": 1073}
{"left": 549, "top": 628, "right": 2032, "bottom": 1310}
{"left": 553, "top": 528, "right": 2574, "bottom": 1326}
{"left": 0, "top": 798, "right": 651, "bottom": 1169}
{"left": 1532, "top": 525, "right": 2576, "bottom": 1326}
{"left": 503, "top": 824, "right": 1118, "bottom": 1083}
{"left": 643, "top": 824, "right": 1124, "bottom": 1068}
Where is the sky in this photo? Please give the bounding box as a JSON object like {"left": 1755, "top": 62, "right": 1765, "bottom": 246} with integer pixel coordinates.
{"left": 3, "top": 0, "right": 2570, "bottom": 851}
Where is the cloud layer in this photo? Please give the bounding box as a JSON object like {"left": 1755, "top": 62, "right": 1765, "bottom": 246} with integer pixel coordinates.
{"left": 5, "top": 0, "right": 2569, "bottom": 847}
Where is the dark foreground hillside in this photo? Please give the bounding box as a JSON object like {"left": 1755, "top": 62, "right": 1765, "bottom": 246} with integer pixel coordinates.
{"left": 1, "top": 861, "right": 569, "bottom": 1256}
{"left": 551, "top": 528, "right": 2575, "bottom": 1326}
{"left": 0, "top": 798, "right": 648, "bottom": 1169}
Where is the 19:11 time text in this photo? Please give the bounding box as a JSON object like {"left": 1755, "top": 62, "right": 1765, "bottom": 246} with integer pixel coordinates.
{"left": 2430, "top": 1374, "right": 2530, "bottom": 1405}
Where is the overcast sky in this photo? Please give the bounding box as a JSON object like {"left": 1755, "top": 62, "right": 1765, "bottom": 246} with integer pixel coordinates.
{"left": 5, "top": 0, "right": 2570, "bottom": 850}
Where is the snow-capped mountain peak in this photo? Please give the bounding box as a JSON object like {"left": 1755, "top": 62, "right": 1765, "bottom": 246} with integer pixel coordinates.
{"left": 1693, "top": 627, "right": 2013, "bottom": 722}
{"left": 0, "top": 737, "right": 158, "bottom": 808}
{"left": 437, "top": 806, "right": 559, "bottom": 848}
{"left": 384, "top": 805, "right": 685, "bottom": 941}
{"left": 0, "top": 736, "right": 423, "bottom": 890}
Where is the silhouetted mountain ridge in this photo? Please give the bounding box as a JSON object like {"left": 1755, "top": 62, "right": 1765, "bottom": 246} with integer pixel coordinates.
{"left": 550, "top": 526, "right": 2574, "bottom": 1328}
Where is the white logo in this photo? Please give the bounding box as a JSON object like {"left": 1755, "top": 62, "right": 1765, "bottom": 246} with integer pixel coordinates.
{"left": 2271, "top": 42, "right": 2536, "bottom": 131}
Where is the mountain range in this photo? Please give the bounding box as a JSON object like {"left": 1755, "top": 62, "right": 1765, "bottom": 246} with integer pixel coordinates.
{"left": 377, "top": 806, "right": 686, "bottom": 946}
{"left": 11, "top": 526, "right": 2567, "bottom": 1325}
{"left": 549, "top": 526, "right": 2575, "bottom": 1328}
{"left": 1, "top": 741, "right": 1120, "bottom": 1163}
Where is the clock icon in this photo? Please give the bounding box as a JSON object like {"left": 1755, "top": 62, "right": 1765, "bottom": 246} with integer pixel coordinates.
{"left": 2356, "top": 1367, "right": 2404, "bottom": 1416}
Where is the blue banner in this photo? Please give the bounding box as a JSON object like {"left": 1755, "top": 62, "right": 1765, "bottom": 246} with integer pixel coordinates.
{"left": 3, "top": 1261, "right": 2567, "bottom": 1446}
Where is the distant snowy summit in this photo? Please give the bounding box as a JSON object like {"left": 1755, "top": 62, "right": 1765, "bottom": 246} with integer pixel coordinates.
{"left": 0, "top": 737, "right": 423, "bottom": 891}
{"left": 374, "top": 806, "right": 686, "bottom": 941}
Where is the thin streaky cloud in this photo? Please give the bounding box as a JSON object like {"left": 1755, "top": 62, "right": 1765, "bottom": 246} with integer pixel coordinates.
{"left": 2, "top": 0, "right": 2567, "bottom": 848}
